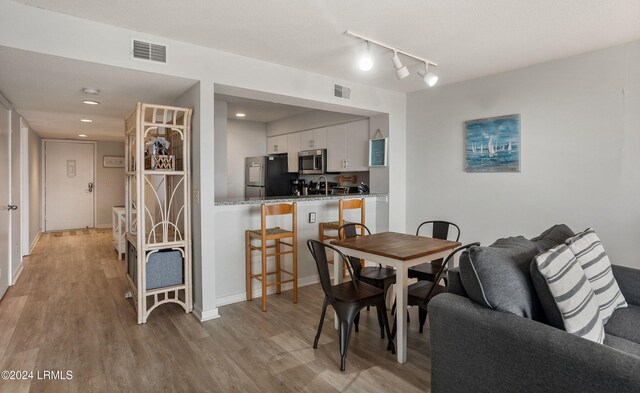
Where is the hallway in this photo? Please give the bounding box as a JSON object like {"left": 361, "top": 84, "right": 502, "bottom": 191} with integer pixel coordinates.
{"left": 0, "top": 230, "right": 430, "bottom": 393}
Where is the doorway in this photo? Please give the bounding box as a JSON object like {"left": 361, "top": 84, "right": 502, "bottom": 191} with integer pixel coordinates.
{"left": 44, "top": 140, "right": 96, "bottom": 231}
{"left": 0, "top": 101, "right": 10, "bottom": 298}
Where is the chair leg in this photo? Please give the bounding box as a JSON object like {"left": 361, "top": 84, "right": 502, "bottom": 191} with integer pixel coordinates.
{"left": 261, "top": 239, "right": 267, "bottom": 312}
{"left": 292, "top": 235, "right": 298, "bottom": 304}
{"left": 245, "top": 231, "right": 252, "bottom": 301}
{"left": 275, "top": 239, "right": 281, "bottom": 295}
{"left": 314, "top": 298, "right": 329, "bottom": 349}
{"left": 379, "top": 301, "right": 395, "bottom": 354}
{"left": 354, "top": 311, "right": 360, "bottom": 333}
{"left": 375, "top": 305, "right": 385, "bottom": 339}
{"left": 419, "top": 307, "right": 427, "bottom": 334}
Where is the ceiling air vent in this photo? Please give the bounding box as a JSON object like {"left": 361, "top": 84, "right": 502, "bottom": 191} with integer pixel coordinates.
{"left": 132, "top": 39, "right": 167, "bottom": 63}
{"left": 334, "top": 84, "right": 351, "bottom": 100}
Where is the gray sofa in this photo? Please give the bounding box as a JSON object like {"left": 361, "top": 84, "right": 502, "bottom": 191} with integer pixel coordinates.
{"left": 429, "top": 234, "right": 640, "bottom": 393}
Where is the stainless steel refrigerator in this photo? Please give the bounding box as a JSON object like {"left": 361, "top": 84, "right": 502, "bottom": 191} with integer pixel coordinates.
{"left": 245, "top": 155, "right": 297, "bottom": 198}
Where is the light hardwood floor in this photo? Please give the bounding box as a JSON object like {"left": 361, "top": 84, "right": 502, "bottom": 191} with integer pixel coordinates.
{"left": 0, "top": 229, "right": 432, "bottom": 393}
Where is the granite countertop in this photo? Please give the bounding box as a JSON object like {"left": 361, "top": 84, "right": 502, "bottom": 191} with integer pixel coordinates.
{"left": 214, "top": 193, "right": 388, "bottom": 206}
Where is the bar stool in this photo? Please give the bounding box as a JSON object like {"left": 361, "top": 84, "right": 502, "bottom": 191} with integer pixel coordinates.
{"left": 245, "top": 202, "right": 298, "bottom": 312}
{"left": 319, "top": 198, "right": 366, "bottom": 264}
{"left": 319, "top": 198, "right": 366, "bottom": 245}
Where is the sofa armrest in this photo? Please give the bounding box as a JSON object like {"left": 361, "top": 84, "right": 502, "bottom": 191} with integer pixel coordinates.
{"left": 612, "top": 265, "right": 640, "bottom": 306}
{"left": 428, "top": 294, "right": 640, "bottom": 393}
{"left": 446, "top": 268, "right": 467, "bottom": 298}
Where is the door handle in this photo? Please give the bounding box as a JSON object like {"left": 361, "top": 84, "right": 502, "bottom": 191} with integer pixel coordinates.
{"left": 7, "top": 205, "right": 18, "bottom": 210}
{"left": 87, "top": 182, "right": 94, "bottom": 193}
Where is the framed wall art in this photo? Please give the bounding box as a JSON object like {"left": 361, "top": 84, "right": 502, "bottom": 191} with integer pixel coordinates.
{"left": 465, "top": 114, "right": 520, "bottom": 172}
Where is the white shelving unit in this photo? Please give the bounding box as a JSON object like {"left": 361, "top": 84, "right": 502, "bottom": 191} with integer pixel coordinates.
{"left": 123, "top": 103, "right": 193, "bottom": 324}
{"left": 112, "top": 206, "right": 125, "bottom": 260}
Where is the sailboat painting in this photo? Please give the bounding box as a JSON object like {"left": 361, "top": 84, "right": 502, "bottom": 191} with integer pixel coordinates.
{"left": 464, "top": 114, "right": 521, "bottom": 172}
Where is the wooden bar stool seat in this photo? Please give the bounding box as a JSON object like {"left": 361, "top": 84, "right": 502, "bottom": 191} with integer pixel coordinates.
{"left": 246, "top": 203, "right": 298, "bottom": 312}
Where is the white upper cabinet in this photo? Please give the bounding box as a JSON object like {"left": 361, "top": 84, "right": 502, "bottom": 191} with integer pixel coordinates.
{"left": 326, "top": 119, "right": 370, "bottom": 172}
{"left": 287, "top": 133, "right": 301, "bottom": 173}
{"left": 299, "top": 128, "right": 327, "bottom": 150}
{"left": 326, "top": 124, "right": 348, "bottom": 172}
{"left": 267, "top": 135, "right": 287, "bottom": 154}
{"left": 345, "top": 119, "right": 370, "bottom": 171}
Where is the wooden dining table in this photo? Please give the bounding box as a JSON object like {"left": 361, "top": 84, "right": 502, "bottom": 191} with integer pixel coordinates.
{"left": 331, "top": 231, "right": 460, "bottom": 364}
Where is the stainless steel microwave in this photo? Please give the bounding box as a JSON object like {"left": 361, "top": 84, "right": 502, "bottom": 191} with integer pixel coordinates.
{"left": 298, "top": 149, "right": 326, "bottom": 174}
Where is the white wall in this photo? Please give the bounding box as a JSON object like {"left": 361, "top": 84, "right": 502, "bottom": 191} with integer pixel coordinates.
{"left": 226, "top": 119, "right": 267, "bottom": 198}
{"left": 96, "top": 141, "right": 125, "bottom": 227}
{"left": 28, "top": 127, "right": 41, "bottom": 251}
{"left": 406, "top": 40, "right": 640, "bottom": 268}
{"left": 214, "top": 100, "right": 228, "bottom": 199}
{"left": 1, "top": 0, "right": 406, "bottom": 319}
{"left": 266, "top": 110, "right": 366, "bottom": 136}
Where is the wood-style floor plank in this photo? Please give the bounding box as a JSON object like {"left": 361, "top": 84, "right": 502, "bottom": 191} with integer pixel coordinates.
{"left": 0, "top": 229, "right": 432, "bottom": 392}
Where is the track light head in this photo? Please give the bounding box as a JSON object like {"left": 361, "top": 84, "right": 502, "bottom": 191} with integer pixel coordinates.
{"left": 358, "top": 41, "right": 373, "bottom": 71}
{"left": 391, "top": 52, "right": 409, "bottom": 80}
{"left": 418, "top": 63, "right": 439, "bottom": 87}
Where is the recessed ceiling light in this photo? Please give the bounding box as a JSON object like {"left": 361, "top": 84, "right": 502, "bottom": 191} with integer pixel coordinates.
{"left": 82, "top": 88, "right": 100, "bottom": 95}
{"left": 83, "top": 100, "right": 100, "bottom": 105}
{"left": 78, "top": 134, "right": 88, "bottom": 138}
{"left": 80, "top": 119, "right": 93, "bottom": 123}
{"left": 236, "top": 113, "right": 246, "bottom": 117}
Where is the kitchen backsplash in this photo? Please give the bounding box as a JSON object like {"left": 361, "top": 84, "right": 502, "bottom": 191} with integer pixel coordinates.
{"left": 299, "top": 172, "right": 369, "bottom": 187}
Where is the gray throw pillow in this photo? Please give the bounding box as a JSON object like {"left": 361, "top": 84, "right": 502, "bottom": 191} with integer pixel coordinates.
{"left": 459, "top": 236, "right": 545, "bottom": 321}
{"left": 531, "top": 224, "right": 575, "bottom": 252}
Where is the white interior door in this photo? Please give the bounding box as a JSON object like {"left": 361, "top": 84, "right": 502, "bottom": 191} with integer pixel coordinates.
{"left": 10, "top": 112, "right": 21, "bottom": 282}
{"left": 45, "top": 140, "right": 95, "bottom": 231}
{"left": 0, "top": 102, "right": 11, "bottom": 298}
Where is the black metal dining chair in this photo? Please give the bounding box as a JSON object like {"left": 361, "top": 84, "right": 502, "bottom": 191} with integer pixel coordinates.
{"left": 392, "top": 242, "right": 480, "bottom": 337}
{"left": 338, "top": 223, "right": 396, "bottom": 338}
{"left": 408, "top": 221, "right": 461, "bottom": 284}
{"left": 307, "top": 239, "right": 395, "bottom": 371}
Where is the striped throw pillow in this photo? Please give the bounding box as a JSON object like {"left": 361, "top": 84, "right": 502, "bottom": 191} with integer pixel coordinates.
{"left": 566, "top": 228, "right": 627, "bottom": 324}
{"left": 534, "top": 243, "right": 604, "bottom": 343}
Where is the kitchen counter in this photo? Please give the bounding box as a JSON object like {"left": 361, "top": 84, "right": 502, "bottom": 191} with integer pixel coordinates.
{"left": 214, "top": 193, "right": 387, "bottom": 206}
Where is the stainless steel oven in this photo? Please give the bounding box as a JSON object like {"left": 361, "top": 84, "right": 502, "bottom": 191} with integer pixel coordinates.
{"left": 298, "top": 149, "right": 326, "bottom": 175}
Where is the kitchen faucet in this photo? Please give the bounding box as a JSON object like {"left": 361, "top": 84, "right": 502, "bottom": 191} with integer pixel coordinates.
{"left": 318, "top": 175, "right": 328, "bottom": 196}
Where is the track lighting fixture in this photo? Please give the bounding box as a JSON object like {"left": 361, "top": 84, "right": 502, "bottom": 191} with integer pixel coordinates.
{"left": 358, "top": 41, "right": 373, "bottom": 71}
{"left": 418, "top": 63, "right": 439, "bottom": 87}
{"left": 391, "top": 52, "right": 409, "bottom": 79}
{"left": 346, "top": 30, "right": 438, "bottom": 87}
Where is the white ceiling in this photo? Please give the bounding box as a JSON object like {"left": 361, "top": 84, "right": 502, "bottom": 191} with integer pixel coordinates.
{"left": 0, "top": 46, "right": 197, "bottom": 141}
{"left": 14, "top": 0, "right": 640, "bottom": 93}
{"left": 215, "top": 94, "right": 312, "bottom": 123}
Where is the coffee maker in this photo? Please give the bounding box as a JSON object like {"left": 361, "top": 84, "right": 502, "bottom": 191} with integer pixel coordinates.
{"left": 291, "top": 179, "right": 306, "bottom": 196}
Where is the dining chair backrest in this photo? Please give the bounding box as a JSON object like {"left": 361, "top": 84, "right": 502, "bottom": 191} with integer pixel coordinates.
{"left": 423, "top": 242, "right": 480, "bottom": 301}
{"left": 307, "top": 239, "right": 359, "bottom": 301}
{"left": 416, "top": 220, "right": 461, "bottom": 242}
{"left": 337, "top": 223, "right": 372, "bottom": 276}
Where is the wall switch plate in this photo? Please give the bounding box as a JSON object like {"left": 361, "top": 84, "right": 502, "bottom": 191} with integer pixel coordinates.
{"left": 193, "top": 189, "right": 200, "bottom": 204}
{"left": 309, "top": 212, "right": 316, "bottom": 223}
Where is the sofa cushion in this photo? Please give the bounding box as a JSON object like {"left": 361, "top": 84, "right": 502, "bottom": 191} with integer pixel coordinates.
{"left": 605, "top": 305, "right": 640, "bottom": 345}
{"left": 566, "top": 228, "right": 627, "bottom": 324}
{"left": 603, "top": 334, "right": 640, "bottom": 358}
{"left": 531, "top": 224, "right": 575, "bottom": 252}
{"left": 531, "top": 261, "right": 564, "bottom": 329}
{"left": 459, "top": 236, "right": 544, "bottom": 321}
{"left": 533, "top": 243, "right": 604, "bottom": 344}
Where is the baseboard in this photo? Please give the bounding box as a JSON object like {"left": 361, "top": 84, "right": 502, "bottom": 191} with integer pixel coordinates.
{"left": 193, "top": 305, "right": 220, "bottom": 322}
{"left": 216, "top": 274, "right": 320, "bottom": 307}
{"left": 12, "top": 262, "right": 23, "bottom": 285}
{"left": 29, "top": 232, "right": 41, "bottom": 254}
{"left": 95, "top": 224, "right": 112, "bottom": 229}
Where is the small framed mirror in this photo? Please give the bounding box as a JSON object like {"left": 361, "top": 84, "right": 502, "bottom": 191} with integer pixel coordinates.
{"left": 369, "top": 138, "right": 388, "bottom": 167}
